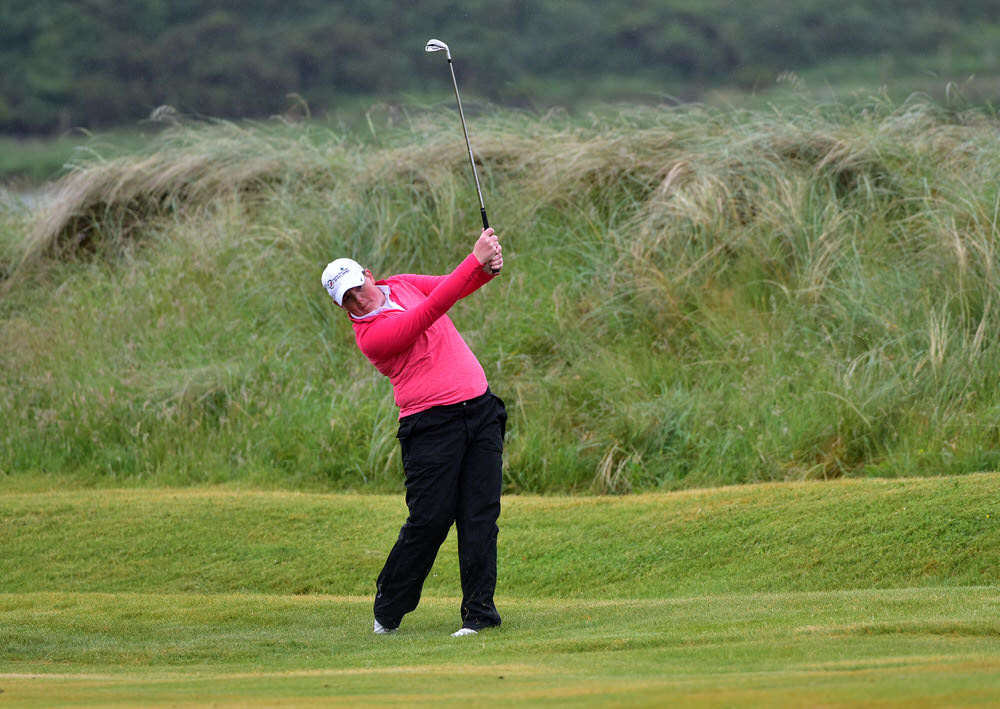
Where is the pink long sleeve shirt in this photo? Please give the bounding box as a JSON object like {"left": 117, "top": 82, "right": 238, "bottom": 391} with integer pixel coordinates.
{"left": 350, "top": 253, "right": 495, "bottom": 417}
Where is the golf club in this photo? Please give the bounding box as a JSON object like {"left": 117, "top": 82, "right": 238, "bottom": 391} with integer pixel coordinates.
{"left": 425, "top": 38, "right": 500, "bottom": 273}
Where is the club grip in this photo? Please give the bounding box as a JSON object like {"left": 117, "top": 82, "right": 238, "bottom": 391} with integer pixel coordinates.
{"left": 481, "top": 208, "right": 501, "bottom": 274}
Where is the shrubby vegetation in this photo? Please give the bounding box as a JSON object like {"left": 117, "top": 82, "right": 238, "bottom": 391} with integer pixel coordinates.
{"left": 1, "top": 0, "right": 999, "bottom": 135}
{"left": 3, "top": 93, "right": 1000, "bottom": 492}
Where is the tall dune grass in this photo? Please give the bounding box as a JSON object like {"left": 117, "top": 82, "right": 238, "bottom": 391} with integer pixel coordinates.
{"left": 3, "top": 95, "right": 1000, "bottom": 492}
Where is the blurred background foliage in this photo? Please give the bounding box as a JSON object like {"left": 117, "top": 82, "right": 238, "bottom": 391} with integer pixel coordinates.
{"left": 1, "top": 0, "right": 999, "bottom": 137}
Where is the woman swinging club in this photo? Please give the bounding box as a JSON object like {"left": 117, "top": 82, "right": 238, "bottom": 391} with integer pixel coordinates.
{"left": 321, "top": 227, "right": 506, "bottom": 637}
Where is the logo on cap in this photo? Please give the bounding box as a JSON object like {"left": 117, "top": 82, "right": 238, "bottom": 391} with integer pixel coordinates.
{"left": 327, "top": 266, "right": 351, "bottom": 291}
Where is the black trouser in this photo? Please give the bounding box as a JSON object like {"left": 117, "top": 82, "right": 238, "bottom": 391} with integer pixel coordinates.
{"left": 374, "top": 389, "right": 506, "bottom": 631}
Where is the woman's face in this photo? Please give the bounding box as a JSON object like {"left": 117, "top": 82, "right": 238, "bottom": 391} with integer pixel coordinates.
{"left": 339, "top": 271, "right": 385, "bottom": 317}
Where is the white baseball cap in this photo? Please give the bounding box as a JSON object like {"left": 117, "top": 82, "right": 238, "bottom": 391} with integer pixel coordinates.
{"left": 321, "top": 258, "right": 366, "bottom": 305}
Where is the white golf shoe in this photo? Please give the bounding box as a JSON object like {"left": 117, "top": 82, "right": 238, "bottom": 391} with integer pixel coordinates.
{"left": 451, "top": 627, "right": 478, "bottom": 637}
{"left": 373, "top": 619, "right": 398, "bottom": 635}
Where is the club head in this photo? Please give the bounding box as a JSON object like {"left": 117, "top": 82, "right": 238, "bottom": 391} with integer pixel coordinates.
{"left": 424, "top": 38, "right": 451, "bottom": 60}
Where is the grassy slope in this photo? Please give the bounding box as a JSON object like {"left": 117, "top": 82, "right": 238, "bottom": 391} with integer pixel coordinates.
{"left": 7, "top": 99, "right": 1000, "bottom": 493}
{"left": 2, "top": 475, "right": 997, "bottom": 597}
{"left": 1, "top": 476, "right": 998, "bottom": 707}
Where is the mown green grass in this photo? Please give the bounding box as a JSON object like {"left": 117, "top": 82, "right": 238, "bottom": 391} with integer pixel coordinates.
{"left": 2, "top": 475, "right": 997, "bottom": 597}
{"left": 1, "top": 476, "right": 998, "bottom": 707}
{"left": 2, "top": 590, "right": 999, "bottom": 708}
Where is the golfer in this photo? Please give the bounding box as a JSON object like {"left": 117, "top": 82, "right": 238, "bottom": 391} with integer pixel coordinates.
{"left": 321, "top": 228, "right": 506, "bottom": 637}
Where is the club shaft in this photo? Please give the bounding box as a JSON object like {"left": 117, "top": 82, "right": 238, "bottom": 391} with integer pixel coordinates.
{"left": 446, "top": 58, "right": 489, "bottom": 230}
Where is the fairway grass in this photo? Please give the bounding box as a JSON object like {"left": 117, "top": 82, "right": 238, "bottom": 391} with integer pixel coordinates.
{"left": 2, "top": 590, "right": 998, "bottom": 708}
{"left": 1, "top": 477, "right": 999, "bottom": 706}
